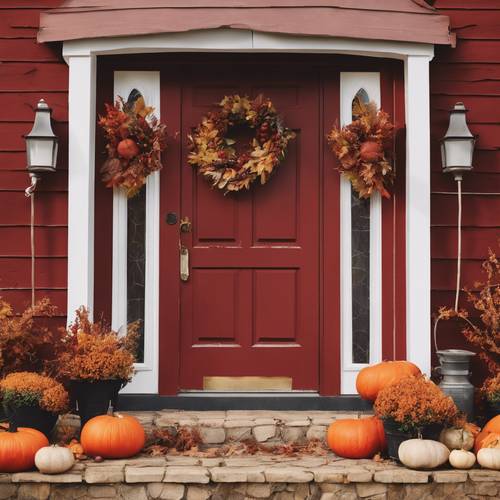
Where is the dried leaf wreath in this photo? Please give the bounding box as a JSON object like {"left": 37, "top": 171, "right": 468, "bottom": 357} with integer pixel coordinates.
{"left": 327, "top": 100, "right": 394, "bottom": 199}
{"left": 187, "top": 94, "right": 296, "bottom": 193}
{"left": 98, "top": 92, "right": 167, "bottom": 197}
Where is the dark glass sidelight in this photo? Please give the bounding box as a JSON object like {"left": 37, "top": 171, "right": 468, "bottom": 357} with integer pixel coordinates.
{"left": 351, "top": 88, "right": 371, "bottom": 364}
{"left": 127, "top": 185, "right": 146, "bottom": 362}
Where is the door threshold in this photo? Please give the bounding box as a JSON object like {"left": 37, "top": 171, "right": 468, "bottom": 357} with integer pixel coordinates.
{"left": 117, "top": 394, "right": 372, "bottom": 411}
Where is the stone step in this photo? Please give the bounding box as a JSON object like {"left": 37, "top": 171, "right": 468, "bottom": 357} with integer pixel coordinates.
{"left": 1, "top": 455, "right": 499, "bottom": 500}
{"left": 58, "top": 410, "right": 373, "bottom": 446}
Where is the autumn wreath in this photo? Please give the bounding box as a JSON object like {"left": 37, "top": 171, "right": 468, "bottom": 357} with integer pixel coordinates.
{"left": 327, "top": 100, "right": 394, "bottom": 199}
{"left": 187, "top": 94, "right": 296, "bottom": 193}
{"left": 98, "top": 91, "right": 167, "bottom": 197}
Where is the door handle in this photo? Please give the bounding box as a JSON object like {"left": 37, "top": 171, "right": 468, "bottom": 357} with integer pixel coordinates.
{"left": 180, "top": 245, "right": 189, "bottom": 281}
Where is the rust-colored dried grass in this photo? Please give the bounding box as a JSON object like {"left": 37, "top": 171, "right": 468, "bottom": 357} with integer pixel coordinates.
{"left": 0, "top": 298, "right": 64, "bottom": 378}
{"left": 374, "top": 375, "right": 459, "bottom": 433}
{"left": 58, "top": 307, "right": 139, "bottom": 381}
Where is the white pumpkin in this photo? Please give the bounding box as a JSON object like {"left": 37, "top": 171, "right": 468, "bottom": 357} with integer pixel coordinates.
{"left": 477, "top": 448, "right": 500, "bottom": 470}
{"left": 439, "top": 427, "right": 475, "bottom": 451}
{"left": 398, "top": 439, "right": 450, "bottom": 470}
{"left": 449, "top": 449, "right": 476, "bottom": 469}
{"left": 35, "top": 445, "right": 75, "bottom": 474}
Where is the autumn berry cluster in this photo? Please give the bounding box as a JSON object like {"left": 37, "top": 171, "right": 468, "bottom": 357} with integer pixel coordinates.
{"left": 188, "top": 94, "right": 295, "bottom": 193}
{"left": 98, "top": 95, "right": 167, "bottom": 197}
{"left": 328, "top": 100, "right": 394, "bottom": 199}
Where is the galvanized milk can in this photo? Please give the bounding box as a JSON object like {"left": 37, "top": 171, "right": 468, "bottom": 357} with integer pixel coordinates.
{"left": 436, "top": 349, "right": 475, "bottom": 418}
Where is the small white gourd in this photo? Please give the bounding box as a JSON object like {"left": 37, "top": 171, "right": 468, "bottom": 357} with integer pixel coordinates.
{"left": 439, "top": 427, "right": 475, "bottom": 451}
{"left": 35, "top": 445, "right": 75, "bottom": 474}
{"left": 449, "top": 449, "right": 476, "bottom": 469}
{"left": 477, "top": 448, "right": 500, "bottom": 470}
{"left": 398, "top": 439, "right": 450, "bottom": 470}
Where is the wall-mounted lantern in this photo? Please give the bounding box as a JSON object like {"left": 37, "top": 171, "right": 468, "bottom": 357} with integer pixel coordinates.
{"left": 25, "top": 99, "right": 58, "bottom": 196}
{"left": 440, "top": 102, "right": 475, "bottom": 181}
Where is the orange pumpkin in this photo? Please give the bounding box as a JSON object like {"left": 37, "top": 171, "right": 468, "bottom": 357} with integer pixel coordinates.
{"left": 356, "top": 360, "right": 421, "bottom": 401}
{"left": 327, "top": 416, "right": 386, "bottom": 459}
{"left": 117, "top": 138, "right": 140, "bottom": 159}
{"left": 359, "top": 141, "right": 383, "bottom": 162}
{"left": 473, "top": 417, "right": 500, "bottom": 454}
{"left": 81, "top": 411, "right": 145, "bottom": 459}
{"left": 0, "top": 426, "right": 49, "bottom": 472}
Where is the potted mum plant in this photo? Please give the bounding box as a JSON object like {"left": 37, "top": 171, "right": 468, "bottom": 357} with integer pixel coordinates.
{"left": 0, "top": 372, "right": 69, "bottom": 438}
{"left": 58, "top": 307, "right": 139, "bottom": 426}
{"left": 374, "top": 375, "right": 460, "bottom": 460}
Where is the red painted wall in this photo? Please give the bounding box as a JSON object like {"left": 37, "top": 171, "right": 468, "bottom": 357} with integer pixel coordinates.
{"left": 0, "top": 1, "right": 67, "bottom": 329}
{"left": 0, "top": 1, "right": 497, "bottom": 382}
{"left": 431, "top": 1, "right": 500, "bottom": 380}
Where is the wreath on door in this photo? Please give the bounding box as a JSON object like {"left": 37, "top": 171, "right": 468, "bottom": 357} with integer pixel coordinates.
{"left": 327, "top": 100, "right": 394, "bottom": 199}
{"left": 187, "top": 94, "right": 296, "bottom": 193}
{"left": 98, "top": 89, "right": 167, "bottom": 197}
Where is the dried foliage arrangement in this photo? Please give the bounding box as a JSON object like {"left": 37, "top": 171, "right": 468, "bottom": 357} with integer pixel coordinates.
{"left": 0, "top": 298, "right": 63, "bottom": 378}
{"left": 144, "top": 425, "right": 328, "bottom": 458}
{"left": 434, "top": 244, "right": 499, "bottom": 394}
{"left": 98, "top": 92, "right": 167, "bottom": 197}
{"left": 57, "top": 307, "right": 139, "bottom": 382}
{"left": 188, "top": 94, "right": 296, "bottom": 193}
{"left": 374, "top": 375, "right": 459, "bottom": 434}
{"left": 0, "top": 372, "right": 69, "bottom": 414}
{"left": 483, "top": 372, "right": 500, "bottom": 405}
{"left": 327, "top": 100, "right": 394, "bottom": 199}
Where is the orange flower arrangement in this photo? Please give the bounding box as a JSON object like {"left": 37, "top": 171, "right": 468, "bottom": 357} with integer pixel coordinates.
{"left": 58, "top": 307, "right": 139, "bottom": 382}
{"left": 0, "top": 298, "right": 64, "bottom": 378}
{"left": 0, "top": 372, "right": 69, "bottom": 414}
{"left": 374, "top": 375, "right": 459, "bottom": 434}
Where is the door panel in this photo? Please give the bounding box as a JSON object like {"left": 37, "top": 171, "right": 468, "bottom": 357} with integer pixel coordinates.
{"left": 179, "top": 65, "right": 321, "bottom": 390}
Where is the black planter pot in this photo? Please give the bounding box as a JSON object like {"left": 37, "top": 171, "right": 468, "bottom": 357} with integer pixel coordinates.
{"left": 383, "top": 419, "right": 443, "bottom": 461}
{"left": 70, "top": 379, "right": 125, "bottom": 428}
{"left": 4, "top": 404, "right": 58, "bottom": 439}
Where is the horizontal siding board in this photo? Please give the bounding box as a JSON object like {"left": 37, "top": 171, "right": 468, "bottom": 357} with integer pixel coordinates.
{"left": 435, "top": 41, "right": 500, "bottom": 64}
{"left": 0, "top": 289, "right": 67, "bottom": 314}
{"left": 0, "top": 38, "right": 61, "bottom": 61}
{"left": 0, "top": 256, "right": 67, "bottom": 288}
{"left": 0, "top": 9, "right": 40, "bottom": 38}
{"left": 441, "top": 10, "right": 500, "bottom": 40}
{"left": 431, "top": 194, "right": 500, "bottom": 227}
{"left": 0, "top": 170, "right": 68, "bottom": 191}
{"left": 0, "top": 63, "right": 68, "bottom": 92}
{"left": 0, "top": 226, "right": 67, "bottom": 256}
{"left": 431, "top": 258, "right": 489, "bottom": 291}
{"left": 431, "top": 95, "right": 500, "bottom": 124}
{"left": 431, "top": 172, "right": 500, "bottom": 192}
{"left": 0, "top": 93, "right": 67, "bottom": 123}
{"left": 431, "top": 227, "right": 500, "bottom": 259}
{"left": 0, "top": 191, "right": 67, "bottom": 225}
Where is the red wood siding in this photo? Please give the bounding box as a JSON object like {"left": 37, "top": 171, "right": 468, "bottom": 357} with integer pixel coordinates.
{"left": 0, "top": 1, "right": 67, "bottom": 322}
{"left": 432, "top": 1, "right": 500, "bottom": 381}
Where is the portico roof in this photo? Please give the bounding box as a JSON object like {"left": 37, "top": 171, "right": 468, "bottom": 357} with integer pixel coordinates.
{"left": 38, "top": 0, "right": 454, "bottom": 46}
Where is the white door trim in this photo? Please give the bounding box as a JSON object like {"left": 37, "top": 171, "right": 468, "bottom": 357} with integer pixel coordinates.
{"left": 63, "top": 29, "right": 434, "bottom": 394}
{"left": 340, "top": 72, "right": 382, "bottom": 394}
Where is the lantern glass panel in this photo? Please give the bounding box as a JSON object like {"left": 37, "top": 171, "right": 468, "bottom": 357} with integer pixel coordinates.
{"left": 443, "top": 137, "right": 474, "bottom": 168}
{"left": 28, "top": 138, "right": 53, "bottom": 167}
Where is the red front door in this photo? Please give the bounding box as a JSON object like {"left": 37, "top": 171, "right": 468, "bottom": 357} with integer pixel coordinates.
{"left": 161, "top": 61, "right": 323, "bottom": 391}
